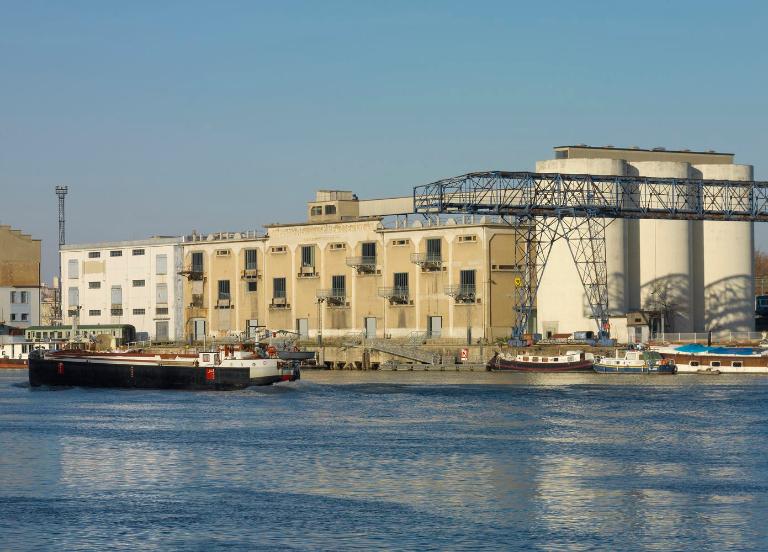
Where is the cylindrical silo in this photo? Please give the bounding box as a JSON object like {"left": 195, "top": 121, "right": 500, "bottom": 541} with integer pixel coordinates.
{"left": 535, "top": 158, "right": 627, "bottom": 339}
{"left": 693, "top": 164, "right": 754, "bottom": 332}
{"left": 630, "top": 161, "right": 693, "bottom": 333}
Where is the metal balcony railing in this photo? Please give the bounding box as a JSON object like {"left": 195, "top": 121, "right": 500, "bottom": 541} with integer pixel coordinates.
{"left": 241, "top": 268, "right": 260, "bottom": 280}
{"left": 410, "top": 252, "right": 443, "bottom": 270}
{"left": 445, "top": 284, "right": 477, "bottom": 303}
{"left": 378, "top": 286, "right": 410, "bottom": 304}
{"left": 345, "top": 256, "right": 377, "bottom": 273}
{"left": 180, "top": 265, "right": 205, "bottom": 280}
{"left": 317, "top": 288, "right": 347, "bottom": 305}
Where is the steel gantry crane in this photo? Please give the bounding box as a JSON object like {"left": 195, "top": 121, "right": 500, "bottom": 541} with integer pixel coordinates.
{"left": 413, "top": 171, "right": 768, "bottom": 344}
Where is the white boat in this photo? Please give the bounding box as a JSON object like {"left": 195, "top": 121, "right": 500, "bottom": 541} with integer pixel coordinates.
{"left": 594, "top": 349, "right": 676, "bottom": 374}
{"left": 656, "top": 344, "right": 768, "bottom": 374}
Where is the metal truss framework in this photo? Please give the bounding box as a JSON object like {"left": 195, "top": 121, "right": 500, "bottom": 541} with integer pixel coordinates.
{"left": 413, "top": 172, "right": 768, "bottom": 341}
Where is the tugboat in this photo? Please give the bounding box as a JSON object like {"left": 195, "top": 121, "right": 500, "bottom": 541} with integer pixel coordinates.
{"left": 593, "top": 349, "right": 676, "bottom": 375}
{"left": 487, "top": 350, "right": 595, "bottom": 372}
{"left": 28, "top": 345, "right": 300, "bottom": 390}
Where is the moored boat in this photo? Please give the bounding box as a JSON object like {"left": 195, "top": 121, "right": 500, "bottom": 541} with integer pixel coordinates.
{"left": 593, "top": 350, "right": 676, "bottom": 374}
{"left": 487, "top": 350, "right": 594, "bottom": 372}
{"left": 656, "top": 344, "right": 768, "bottom": 374}
{"left": 28, "top": 346, "right": 300, "bottom": 390}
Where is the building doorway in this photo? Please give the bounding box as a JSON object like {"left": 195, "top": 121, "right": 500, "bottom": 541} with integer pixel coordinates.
{"left": 192, "top": 318, "right": 206, "bottom": 341}
{"left": 155, "top": 321, "right": 169, "bottom": 342}
{"left": 427, "top": 316, "right": 442, "bottom": 338}
{"left": 297, "top": 318, "right": 309, "bottom": 339}
{"left": 364, "top": 317, "right": 377, "bottom": 338}
{"left": 246, "top": 319, "right": 259, "bottom": 340}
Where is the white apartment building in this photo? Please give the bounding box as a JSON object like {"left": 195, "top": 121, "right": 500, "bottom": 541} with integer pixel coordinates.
{"left": 60, "top": 237, "right": 184, "bottom": 341}
{"left": 0, "top": 288, "right": 39, "bottom": 328}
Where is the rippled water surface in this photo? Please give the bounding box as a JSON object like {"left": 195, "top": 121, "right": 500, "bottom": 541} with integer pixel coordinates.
{"left": 1, "top": 369, "right": 767, "bottom": 550}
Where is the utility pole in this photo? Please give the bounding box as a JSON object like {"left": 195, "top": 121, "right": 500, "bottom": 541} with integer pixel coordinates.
{"left": 55, "top": 186, "right": 68, "bottom": 325}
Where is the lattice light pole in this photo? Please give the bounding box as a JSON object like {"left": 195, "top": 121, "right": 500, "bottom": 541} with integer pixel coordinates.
{"left": 55, "top": 186, "right": 68, "bottom": 323}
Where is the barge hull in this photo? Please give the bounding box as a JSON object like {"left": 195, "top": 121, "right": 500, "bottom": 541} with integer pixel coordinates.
{"left": 28, "top": 358, "right": 281, "bottom": 390}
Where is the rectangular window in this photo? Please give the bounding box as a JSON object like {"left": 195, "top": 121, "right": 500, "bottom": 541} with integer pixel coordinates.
{"left": 88, "top": 282, "right": 101, "bottom": 289}
{"left": 216, "top": 249, "right": 230, "bottom": 257}
{"left": 362, "top": 242, "right": 376, "bottom": 261}
{"left": 310, "top": 206, "right": 322, "bottom": 216}
{"left": 156, "top": 307, "right": 169, "bottom": 315}
{"left": 68, "top": 287, "right": 79, "bottom": 309}
{"left": 392, "top": 239, "right": 410, "bottom": 246}
{"left": 156, "top": 254, "right": 168, "bottom": 275}
{"left": 247, "top": 281, "right": 257, "bottom": 292}
{"left": 133, "top": 308, "right": 146, "bottom": 315}
{"left": 88, "top": 251, "right": 101, "bottom": 258}
{"left": 132, "top": 249, "right": 145, "bottom": 256}
{"left": 20, "top": 291, "right": 28, "bottom": 303}
{"left": 301, "top": 245, "right": 315, "bottom": 268}
{"left": 324, "top": 205, "right": 336, "bottom": 215}
{"left": 332, "top": 275, "right": 346, "bottom": 298}
{"left": 132, "top": 280, "right": 146, "bottom": 287}
{"left": 10, "top": 291, "right": 17, "bottom": 303}
{"left": 270, "top": 246, "right": 287, "bottom": 253}
{"left": 245, "top": 249, "right": 258, "bottom": 270}
{"left": 217, "top": 280, "right": 230, "bottom": 300}
{"left": 732, "top": 361, "right": 743, "bottom": 368}
{"left": 21, "top": 313, "right": 28, "bottom": 321}
{"left": 10, "top": 313, "right": 17, "bottom": 321}
{"left": 273, "top": 277, "right": 286, "bottom": 298}
{"left": 89, "top": 309, "right": 101, "bottom": 316}
{"left": 394, "top": 272, "right": 409, "bottom": 293}
{"left": 329, "top": 242, "right": 346, "bottom": 250}
{"left": 110, "top": 250, "right": 122, "bottom": 257}
{"left": 460, "top": 269, "right": 476, "bottom": 287}
{"left": 191, "top": 251, "right": 204, "bottom": 272}
{"left": 111, "top": 308, "right": 123, "bottom": 316}
{"left": 68, "top": 259, "right": 79, "bottom": 278}
{"left": 426, "top": 238, "right": 442, "bottom": 261}
{"left": 156, "top": 283, "right": 168, "bottom": 304}
{"left": 110, "top": 286, "right": 122, "bottom": 306}
{"left": 458, "top": 235, "right": 478, "bottom": 243}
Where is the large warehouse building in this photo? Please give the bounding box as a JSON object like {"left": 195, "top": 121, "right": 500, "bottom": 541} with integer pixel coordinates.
{"left": 59, "top": 145, "right": 756, "bottom": 343}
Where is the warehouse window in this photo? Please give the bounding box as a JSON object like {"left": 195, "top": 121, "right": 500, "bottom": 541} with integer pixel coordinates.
{"left": 69, "top": 287, "right": 80, "bottom": 308}
{"left": 273, "top": 277, "right": 286, "bottom": 299}
{"left": 132, "top": 249, "right": 145, "bottom": 256}
{"left": 245, "top": 249, "right": 258, "bottom": 270}
{"left": 133, "top": 308, "right": 146, "bottom": 315}
{"left": 132, "top": 280, "right": 145, "bottom": 287}
{"left": 89, "top": 282, "right": 101, "bottom": 289}
{"left": 156, "top": 255, "right": 167, "bottom": 275}
{"left": 68, "top": 259, "right": 79, "bottom": 278}
{"left": 110, "top": 286, "right": 122, "bottom": 306}
{"left": 191, "top": 252, "right": 204, "bottom": 272}
{"left": 394, "top": 272, "right": 409, "bottom": 294}
{"left": 247, "top": 281, "right": 257, "bottom": 292}
{"left": 217, "top": 280, "right": 230, "bottom": 300}
{"left": 88, "top": 251, "right": 101, "bottom": 258}
{"left": 310, "top": 206, "right": 322, "bottom": 216}
{"left": 324, "top": 205, "right": 336, "bottom": 215}
{"left": 301, "top": 245, "right": 316, "bottom": 268}
{"left": 426, "top": 238, "right": 442, "bottom": 261}
{"left": 332, "top": 275, "right": 346, "bottom": 299}
{"left": 156, "top": 283, "right": 169, "bottom": 304}
{"left": 110, "top": 250, "right": 122, "bottom": 257}
{"left": 89, "top": 309, "right": 101, "bottom": 316}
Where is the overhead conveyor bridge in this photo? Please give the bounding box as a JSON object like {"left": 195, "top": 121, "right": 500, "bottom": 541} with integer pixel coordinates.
{"left": 412, "top": 171, "right": 768, "bottom": 344}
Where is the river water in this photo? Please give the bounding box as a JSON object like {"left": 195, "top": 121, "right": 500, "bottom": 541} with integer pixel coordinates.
{"left": 1, "top": 369, "right": 767, "bottom": 551}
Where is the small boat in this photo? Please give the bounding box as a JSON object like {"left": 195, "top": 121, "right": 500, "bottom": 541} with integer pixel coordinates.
{"left": 487, "top": 350, "right": 594, "bottom": 372}
{"left": 28, "top": 345, "right": 300, "bottom": 390}
{"left": 593, "top": 349, "right": 676, "bottom": 374}
{"left": 696, "top": 367, "right": 721, "bottom": 375}
{"left": 0, "top": 357, "right": 27, "bottom": 369}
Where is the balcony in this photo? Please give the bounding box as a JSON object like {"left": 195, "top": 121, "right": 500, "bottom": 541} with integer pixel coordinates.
{"left": 410, "top": 252, "right": 443, "bottom": 271}
{"left": 345, "top": 256, "right": 377, "bottom": 274}
{"left": 378, "top": 286, "right": 410, "bottom": 305}
{"left": 241, "top": 268, "right": 260, "bottom": 280}
{"left": 445, "top": 285, "right": 477, "bottom": 304}
{"left": 317, "top": 288, "right": 348, "bottom": 307}
{"left": 297, "top": 266, "right": 318, "bottom": 278}
{"left": 179, "top": 265, "right": 205, "bottom": 280}
{"left": 216, "top": 293, "right": 231, "bottom": 309}
{"left": 270, "top": 296, "right": 289, "bottom": 309}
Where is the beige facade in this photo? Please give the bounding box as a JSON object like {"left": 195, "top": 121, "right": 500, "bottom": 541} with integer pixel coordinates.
{"left": 180, "top": 199, "right": 522, "bottom": 342}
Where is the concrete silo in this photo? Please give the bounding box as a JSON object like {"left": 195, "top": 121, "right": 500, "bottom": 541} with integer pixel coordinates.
{"left": 628, "top": 161, "right": 693, "bottom": 333}
{"left": 535, "top": 158, "right": 628, "bottom": 339}
{"left": 692, "top": 164, "right": 754, "bottom": 332}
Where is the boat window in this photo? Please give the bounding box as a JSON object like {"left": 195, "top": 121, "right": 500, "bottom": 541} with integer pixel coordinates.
{"left": 690, "top": 361, "right": 699, "bottom": 367}
{"left": 531, "top": 357, "right": 538, "bottom": 362}
{"left": 732, "top": 361, "right": 743, "bottom": 368}
{"left": 202, "top": 354, "right": 210, "bottom": 363}
{"left": 710, "top": 361, "right": 721, "bottom": 367}
{"left": 552, "top": 357, "right": 558, "bottom": 362}
{"left": 522, "top": 356, "right": 529, "bottom": 361}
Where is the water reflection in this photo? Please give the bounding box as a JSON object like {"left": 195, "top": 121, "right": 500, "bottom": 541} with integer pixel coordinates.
{"left": 0, "top": 370, "right": 767, "bottom": 550}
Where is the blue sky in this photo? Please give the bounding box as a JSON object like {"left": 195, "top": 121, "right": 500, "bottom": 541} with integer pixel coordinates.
{"left": 1, "top": 0, "right": 767, "bottom": 281}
